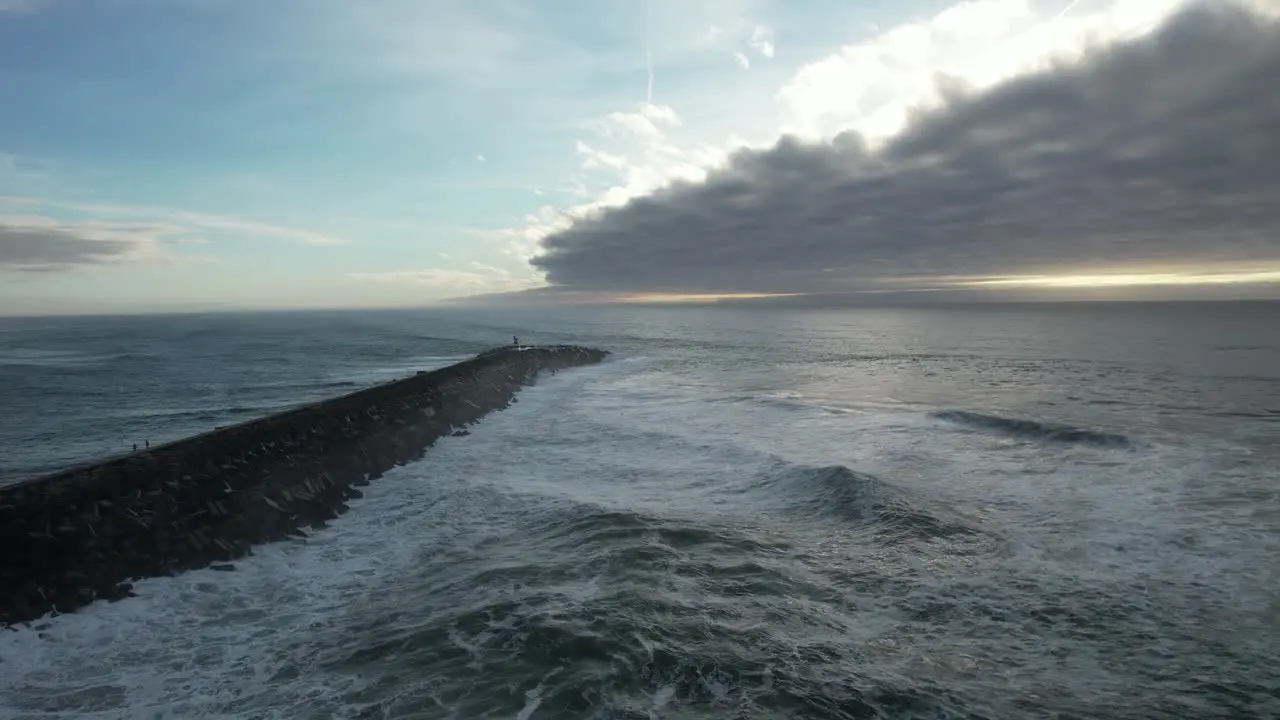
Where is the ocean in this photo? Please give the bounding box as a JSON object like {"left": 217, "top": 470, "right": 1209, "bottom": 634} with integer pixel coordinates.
{"left": 0, "top": 302, "right": 1277, "bottom": 719}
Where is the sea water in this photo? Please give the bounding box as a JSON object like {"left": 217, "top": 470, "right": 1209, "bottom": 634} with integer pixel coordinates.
{"left": 1, "top": 302, "right": 1276, "bottom": 718}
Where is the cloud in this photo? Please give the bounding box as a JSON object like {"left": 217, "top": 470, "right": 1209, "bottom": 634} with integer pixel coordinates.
{"left": 347, "top": 265, "right": 541, "bottom": 295}
{"left": 172, "top": 214, "right": 344, "bottom": 246}
{"left": 0, "top": 215, "right": 166, "bottom": 271}
{"left": 0, "top": 153, "right": 62, "bottom": 196}
{"left": 347, "top": 269, "right": 491, "bottom": 289}
{"left": 500, "top": 0, "right": 1201, "bottom": 278}
{"left": 0, "top": 0, "right": 49, "bottom": 14}
{"left": 602, "top": 103, "right": 683, "bottom": 141}
{"left": 748, "top": 25, "right": 775, "bottom": 58}
{"left": 697, "top": 14, "right": 776, "bottom": 70}
{"left": 576, "top": 142, "right": 628, "bottom": 172}
{"left": 777, "top": 0, "right": 1192, "bottom": 141}
{"left": 0, "top": 197, "right": 347, "bottom": 246}
{"left": 0, "top": 194, "right": 342, "bottom": 275}
{"left": 531, "top": 3, "right": 1280, "bottom": 296}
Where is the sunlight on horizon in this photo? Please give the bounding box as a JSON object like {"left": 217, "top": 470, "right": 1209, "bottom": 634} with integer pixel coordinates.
{"left": 603, "top": 268, "right": 1280, "bottom": 303}
{"left": 957, "top": 268, "right": 1280, "bottom": 289}
{"left": 611, "top": 292, "right": 805, "bottom": 304}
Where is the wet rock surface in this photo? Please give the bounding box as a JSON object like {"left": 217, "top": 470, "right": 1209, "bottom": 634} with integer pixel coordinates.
{"left": 0, "top": 345, "right": 608, "bottom": 627}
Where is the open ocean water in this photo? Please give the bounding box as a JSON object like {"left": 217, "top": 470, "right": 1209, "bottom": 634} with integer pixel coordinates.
{"left": 0, "top": 302, "right": 1278, "bottom": 719}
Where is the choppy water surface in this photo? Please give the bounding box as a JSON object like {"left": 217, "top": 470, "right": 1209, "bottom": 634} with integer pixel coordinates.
{"left": 1, "top": 303, "right": 1278, "bottom": 718}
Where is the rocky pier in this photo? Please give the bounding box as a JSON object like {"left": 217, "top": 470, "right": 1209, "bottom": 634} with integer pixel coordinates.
{"left": 0, "top": 345, "right": 609, "bottom": 627}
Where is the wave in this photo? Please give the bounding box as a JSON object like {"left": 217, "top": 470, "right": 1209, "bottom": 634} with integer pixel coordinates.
{"left": 724, "top": 393, "right": 861, "bottom": 415}
{"left": 324, "top": 554, "right": 963, "bottom": 719}
{"left": 755, "top": 463, "right": 982, "bottom": 543}
{"left": 0, "top": 349, "right": 170, "bottom": 367}
{"left": 104, "top": 351, "right": 160, "bottom": 362}
{"left": 813, "top": 351, "right": 983, "bottom": 364}
{"left": 306, "top": 380, "right": 360, "bottom": 390}
{"left": 532, "top": 506, "right": 784, "bottom": 559}
{"left": 0, "top": 349, "right": 115, "bottom": 368}
{"left": 103, "top": 381, "right": 363, "bottom": 423}
{"left": 931, "top": 410, "right": 1132, "bottom": 448}
{"left": 250, "top": 379, "right": 361, "bottom": 392}
{"left": 102, "top": 404, "right": 276, "bottom": 425}
{"left": 219, "top": 405, "right": 267, "bottom": 416}
{"left": 309, "top": 478, "right": 989, "bottom": 718}
{"left": 1209, "top": 409, "right": 1280, "bottom": 422}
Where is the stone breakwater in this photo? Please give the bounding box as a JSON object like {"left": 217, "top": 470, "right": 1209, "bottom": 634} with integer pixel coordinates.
{"left": 0, "top": 345, "right": 609, "bottom": 627}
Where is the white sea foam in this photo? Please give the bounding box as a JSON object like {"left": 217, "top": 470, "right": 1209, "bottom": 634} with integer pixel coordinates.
{"left": 0, "top": 367, "right": 615, "bottom": 719}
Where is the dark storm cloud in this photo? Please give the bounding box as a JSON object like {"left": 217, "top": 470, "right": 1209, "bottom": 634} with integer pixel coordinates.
{"left": 0, "top": 224, "right": 138, "bottom": 271}
{"left": 533, "top": 4, "right": 1280, "bottom": 294}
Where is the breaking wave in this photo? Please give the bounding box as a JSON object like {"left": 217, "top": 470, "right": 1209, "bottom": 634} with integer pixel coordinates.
{"left": 749, "top": 462, "right": 984, "bottom": 543}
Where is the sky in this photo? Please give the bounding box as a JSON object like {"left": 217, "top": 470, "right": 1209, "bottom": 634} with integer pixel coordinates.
{"left": 1, "top": 0, "right": 1278, "bottom": 314}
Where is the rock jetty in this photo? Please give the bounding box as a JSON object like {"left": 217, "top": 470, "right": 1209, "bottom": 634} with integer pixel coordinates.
{"left": 0, "top": 345, "right": 609, "bottom": 627}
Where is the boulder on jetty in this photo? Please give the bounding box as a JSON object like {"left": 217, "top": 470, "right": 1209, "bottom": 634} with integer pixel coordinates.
{"left": 0, "top": 345, "right": 608, "bottom": 627}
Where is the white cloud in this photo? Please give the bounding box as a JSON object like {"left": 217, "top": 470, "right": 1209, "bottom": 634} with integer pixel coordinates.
{"left": 640, "top": 103, "right": 681, "bottom": 125}
{"left": 694, "top": 13, "right": 777, "bottom": 68}
{"left": 603, "top": 103, "right": 683, "bottom": 140}
{"left": 347, "top": 264, "right": 540, "bottom": 295}
{"left": 778, "top": 0, "right": 1195, "bottom": 141}
{"left": 480, "top": 138, "right": 734, "bottom": 268}
{"left": 166, "top": 236, "right": 213, "bottom": 246}
{"left": 0, "top": 196, "right": 347, "bottom": 246}
{"left": 604, "top": 112, "right": 663, "bottom": 140}
{"left": 470, "top": 208, "right": 574, "bottom": 264}
{"left": 171, "top": 213, "right": 345, "bottom": 246}
{"left": 476, "top": 153, "right": 486, "bottom": 162}
{"left": 468, "top": 260, "right": 514, "bottom": 277}
{"left": 347, "top": 269, "right": 490, "bottom": 288}
{"left": 576, "top": 142, "right": 629, "bottom": 171}
{"left": 749, "top": 24, "right": 775, "bottom": 57}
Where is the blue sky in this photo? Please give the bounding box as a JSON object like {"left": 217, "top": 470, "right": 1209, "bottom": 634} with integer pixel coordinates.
{"left": 2, "top": 0, "right": 1273, "bottom": 314}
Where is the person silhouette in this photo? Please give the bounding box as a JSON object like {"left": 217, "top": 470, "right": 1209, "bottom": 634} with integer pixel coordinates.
{"left": 513, "top": 335, "right": 519, "bottom": 346}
